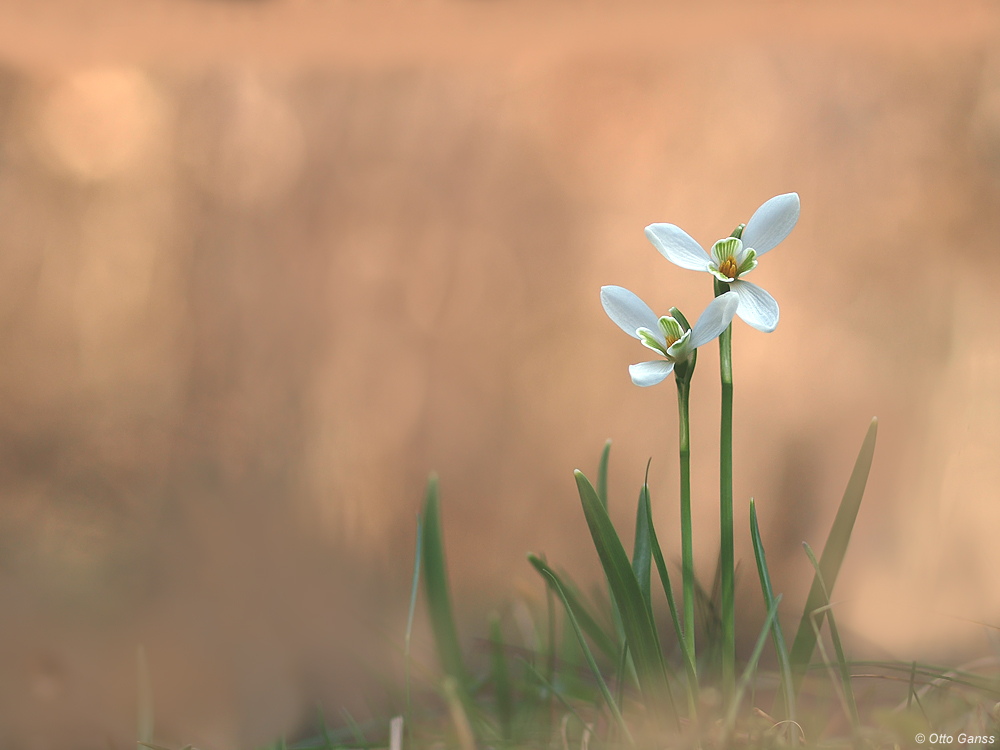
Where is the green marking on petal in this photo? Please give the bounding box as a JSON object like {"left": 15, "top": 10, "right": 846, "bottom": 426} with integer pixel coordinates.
{"left": 658, "top": 316, "right": 684, "bottom": 343}
{"left": 737, "top": 248, "right": 758, "bottom": 276}
{"left": 711, "top": 237, "right": 742, "bottom": 266}
{"left": 637, "top": 327, "right": 669, "bottom": 357}
{"left": 666, "top": 330, "right": 692, "bottom": 360}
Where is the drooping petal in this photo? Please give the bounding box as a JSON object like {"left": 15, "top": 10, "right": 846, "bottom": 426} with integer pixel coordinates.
{"left": 689, "top": 291, "right": 740, "bottom": 348}
{"left": 730, "top": 279, "right": 779, "bottom": 332}
{"left": 644, "top": 224, "right": 711, "bottom": 271}
{"left": 741, "top": 193, "right": 799, "bottom": 256}
{"left": 601, "top": 286, "right": 661, "bottom": 339}
{"left": 629, "top": 360, "right": 675, "bottom": 387}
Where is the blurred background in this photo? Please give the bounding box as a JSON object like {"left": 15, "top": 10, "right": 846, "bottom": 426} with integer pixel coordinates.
{"left": 2, "top": 0, "right": 1000, "bottom": 747}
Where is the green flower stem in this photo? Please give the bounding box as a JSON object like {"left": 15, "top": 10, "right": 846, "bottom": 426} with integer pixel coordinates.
{"left": 715, "top": 277, "right": 735, "bottom": 707}
{"left": 675, "top": 375, "right": 696, "bottom": 674}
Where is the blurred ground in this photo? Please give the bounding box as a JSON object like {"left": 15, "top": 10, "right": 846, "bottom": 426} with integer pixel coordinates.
{"left": 2, "top": 0, "right": 1000, "bottom": 747}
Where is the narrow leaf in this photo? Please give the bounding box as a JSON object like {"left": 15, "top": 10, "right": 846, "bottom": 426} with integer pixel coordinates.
{"left": 405, "top": 514, "right": 422, "bottom": 742}
{"left": 517, "top": 657, "right": 591, "bottom": 732}
{"left": 632, "top": 484, "right": 652, "bottom": 614}
{"left": 596, "top": 441, "right": 626, "bottom": 650}
{"left": 421, "top": 474, "right": 468, "bottom": 686}
{"left": 488, "top": 616, "right": 514, "bottom": 742}
{"left": 789, "top": 417, "right": 877, "bottom": 693}
{"left": 803, "top": 542, "right": 861, "bottom": 743}
{"left": 614, "top": 641, "right": 630, "bottom": 711}
{"left": 340, "top": 708, "right": 365, "bottom": 746}
{"left": 749, "top": 499, "right": 796, "bottom": 734}
{"left": 574, "top": 469, "right": 676, "bottom": 727}
{"left": 543, "top": 570, "right": 635, "bottom": 747}
{"left": 137, "top": 645, "right": 154, "bottom": 746}
{"left": 597, "top": 439, "right": 612, "bottom": 511}
{"left": 527, "top": 554, "right": 618, "bottom": 661}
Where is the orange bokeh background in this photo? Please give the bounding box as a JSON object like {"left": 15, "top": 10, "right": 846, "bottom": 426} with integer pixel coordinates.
{"left": 1, "top": 1, "right": 999, "bottom": 746}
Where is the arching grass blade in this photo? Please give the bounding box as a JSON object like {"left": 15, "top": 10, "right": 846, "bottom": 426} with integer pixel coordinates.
{"left": 803, "top": 542, "right": 861, "bottom": 744}
{"left": 632, "top": 483, "right": 652, "bottom": 615}
{"left": 749, "top": 499, "right": 796, "bottom": 738}
{"left": 421, "top": 474, "right": 469, "bottom": 688}
{"left": 789, "top": 418, "right": 877, "bottom": 695}
{"left": 597, "top": 439, "right": 612, "bottom": 511}
{"left": 542, "top": 569, "right": 635, "bottom": 747}
{"left": 574, "top": 469, "right": 677, "bottom": 728}
{"left": 527, "top": 554, "right": 618, "bottom": 661}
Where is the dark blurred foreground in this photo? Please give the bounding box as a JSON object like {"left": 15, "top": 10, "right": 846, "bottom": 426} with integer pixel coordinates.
{"left": 1, "top": 1, "right": 1000, "bottom": 747}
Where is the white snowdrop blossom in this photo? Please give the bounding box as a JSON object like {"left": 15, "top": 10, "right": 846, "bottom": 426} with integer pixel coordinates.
{"left": 643, "top": 193, "right": 800, "bottom": 333}
{"left": 600, "top": 286, "right": 740, "bottom": 387}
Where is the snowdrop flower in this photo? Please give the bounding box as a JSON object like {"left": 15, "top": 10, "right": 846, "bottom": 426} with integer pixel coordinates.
{"left": 644, "top": 193, "right": 800, "bottom": 333}
{"left": 601, "top": 286, "right": 740, "bottom": 387}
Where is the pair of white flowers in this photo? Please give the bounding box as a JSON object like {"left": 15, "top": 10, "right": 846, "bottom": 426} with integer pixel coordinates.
{"left": 602, "top": 193, "right": 799, "bottom": 387}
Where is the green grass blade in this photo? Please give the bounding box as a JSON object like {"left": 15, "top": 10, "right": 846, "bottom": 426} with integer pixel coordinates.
{"left": 632, "top": 483, "right": 652, "bottom": 615}
{"left": 137, "top": 645, "right": 154, "bottom": 747}
{"left": 488, "top": 616, "right": 514, "bottom": 742}
{"left": 803, "top": 542, "right": 861, "bottom": 742}
{"left": 574, "top": 469, "right": 676, "bottom": 727}
{"left": 405, "top": 514, "right": 422, "bottom": 743}
{"left": 723, "top": 594, "right": 782, "bottom": 742}
{"left": 340, "top": 708, "right": 366, "bottom": 746}
{"left": 830, "top": 660, "right": 1000, "bottom": 695}
{"left": 527, "top": 554, "right": 618, "bottom": 661}
{"left": 545, "top": 562, "right": 557, "bottom": 688}
{"left": 543, "top": 569, "right": 635, "bottom": 747}
{"left": 749, "top": 499, "right": 796, "bottom": 734}
{"left": 789, "top": 418, "right": 877, "bottom": 694}
{"left": 517, "top": 657, "right": 591, "bottom": 733}
{"left": 317, "top": 705, "right": 334, "bottom": 750}
{"left": 907, "top": 661, "right": 916, "bottom": 710}
{"left": 596, "top": 441, "right": 626, "bottom": 651}
{"left": 613, "top": 641, "right": 629, "bottom": 710}
{"left": 645, "top": 478, "right": 699, "bottom": 716}
{"left": 597, "top": 439, "right": 612, "bottom": 511}
{"left": 421, "top": 474, "right": 468, "bottom": 687}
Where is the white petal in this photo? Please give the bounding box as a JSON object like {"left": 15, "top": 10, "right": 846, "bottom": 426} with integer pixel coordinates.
{"left": 741, "top": 193, "right": 799, "bottom": 256}
{"left": 644, "top": 224, "right": 711, "bottom": 271}
{"left": 629, "top": 360, "right": 675, "bottom": 387}
{"left": 731, "top": 280, "right": 779, "bottom": 332}
{"left": 689, "top": 291, "right": 740, "bottom": 348}
{"left": 666, "top": 329, "right": 693, "bottom": 360}
{"left": 601, "top": 286, "right": 661, "bottom": 339}
{"left": 638, "top": 327, "right": 669, "bottom": 354}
